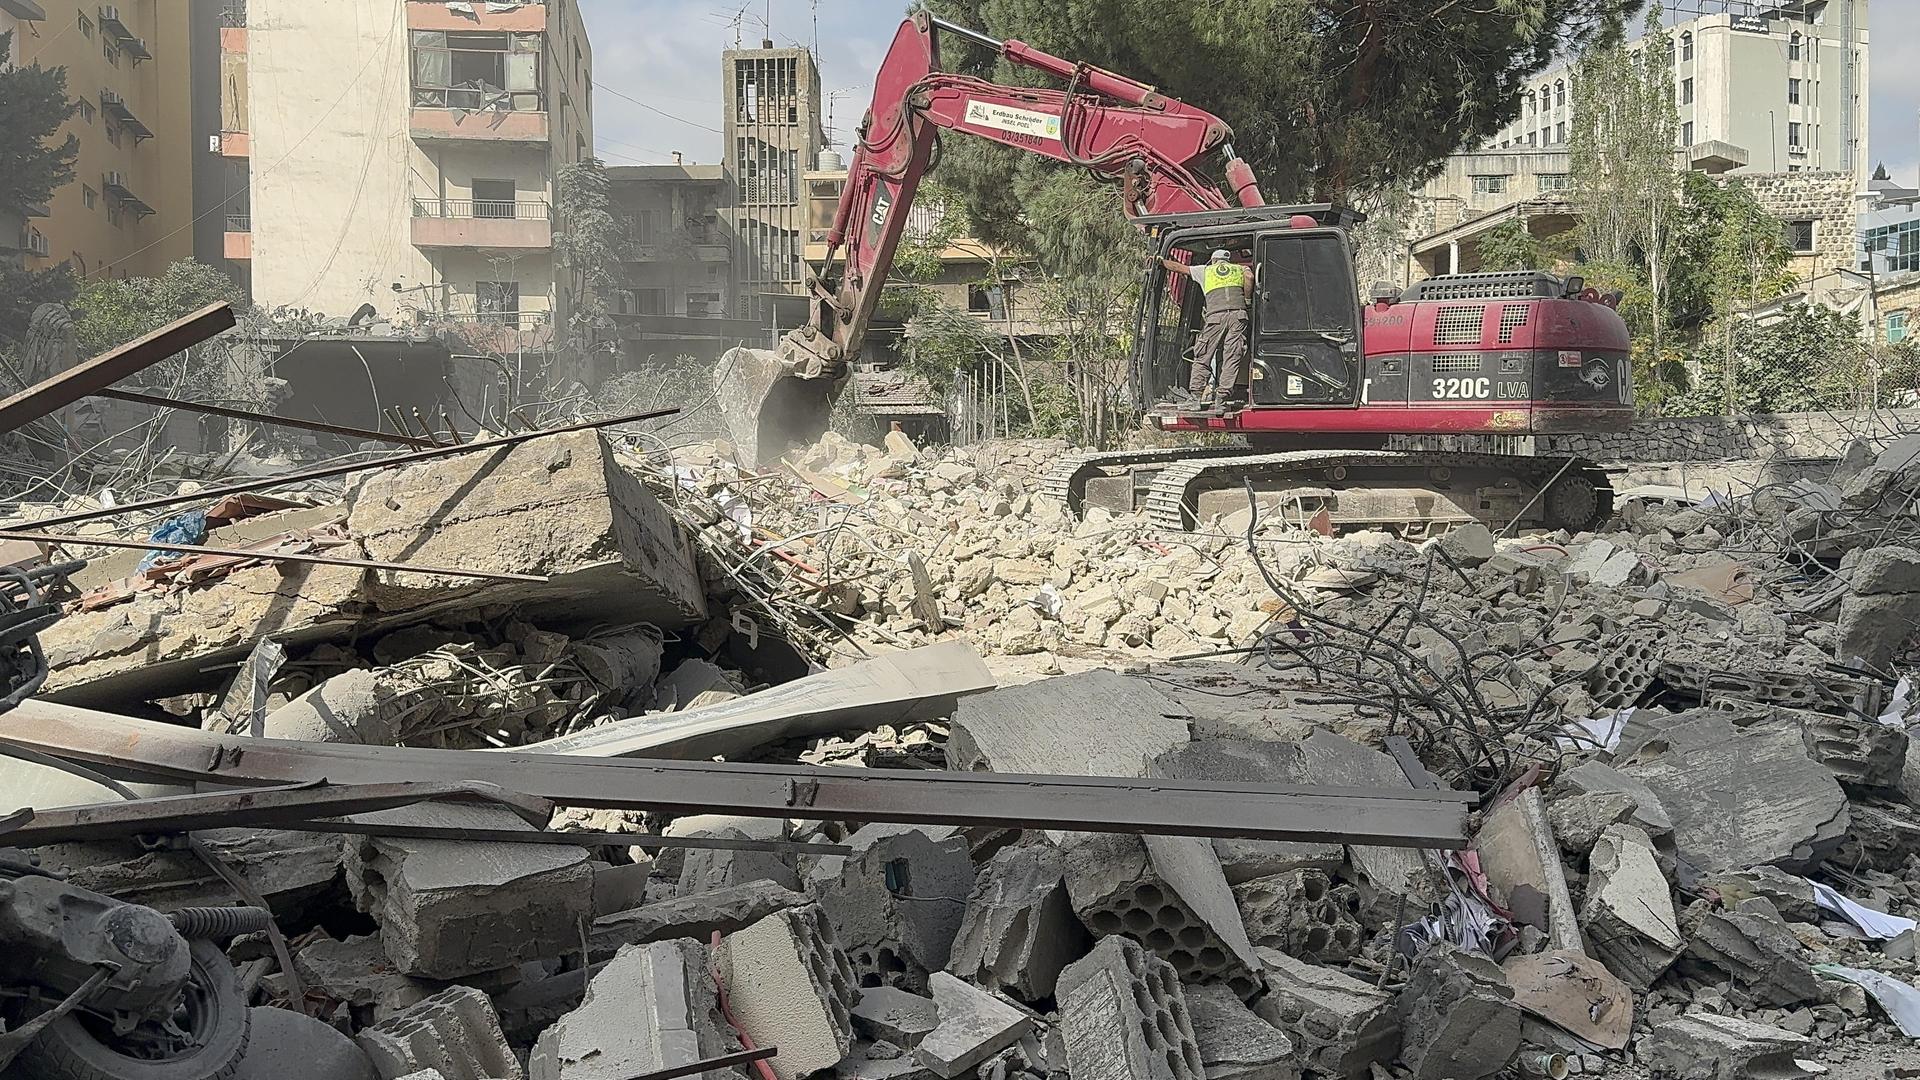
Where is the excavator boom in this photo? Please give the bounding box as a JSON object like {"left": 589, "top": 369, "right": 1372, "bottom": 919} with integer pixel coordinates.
{"left": 720, "top": 13, "right": 1263, "bottom": 463}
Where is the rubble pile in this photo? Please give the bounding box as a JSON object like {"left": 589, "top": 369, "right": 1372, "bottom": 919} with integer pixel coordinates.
{"left": 9, "top": 424, "right": 1920, "bottom": 1080}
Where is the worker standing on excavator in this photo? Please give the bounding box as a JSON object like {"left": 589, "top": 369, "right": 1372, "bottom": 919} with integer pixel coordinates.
{"left": 1160, "top": 249, "right": 1252, "bottom": 411}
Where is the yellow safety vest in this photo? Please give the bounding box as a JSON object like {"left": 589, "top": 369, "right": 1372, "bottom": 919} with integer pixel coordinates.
{"left": 1202, "top": 262, "right": 1247, "bottom": 293}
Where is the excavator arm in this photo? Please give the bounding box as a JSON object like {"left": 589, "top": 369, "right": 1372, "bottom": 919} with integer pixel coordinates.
{"left": 729, "top": 13, "right": 1264, "bottom": 461}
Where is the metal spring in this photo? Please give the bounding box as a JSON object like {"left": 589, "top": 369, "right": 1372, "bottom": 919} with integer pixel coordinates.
{"left": 168, "top": 905, "right": 274, "bottom": 939}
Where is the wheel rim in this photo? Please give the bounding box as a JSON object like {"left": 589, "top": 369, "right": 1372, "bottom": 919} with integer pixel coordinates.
{"left": 1544, "top": 475, "right": 1599, "bottom": 529}
{"left": 76, "top": 953, "right": 225, "bottom": 1062}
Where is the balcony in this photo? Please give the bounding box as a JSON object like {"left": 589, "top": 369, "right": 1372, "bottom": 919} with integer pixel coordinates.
{"left": 625, "top": 236, "right": 730, "bottom": 263}
{"left": 0, "top": 0, "right": 47, "bottom": 21}
{"left": 102, "top": 172, "right": 154, "bottom": 217}
{"left": 100, "top": 91, "right": 153, "bottom": 141}
{"left": 409, "top": 107, "right": 548, "bottom": 143}
{"left": 406, "top": 0, "right": 546, "bottom": 32}
{"left": 97, "top": 6, "right": 152, "bottom": 60}
{"left": 411, "top": 197, "right": 552, "bottom": 249}
{"left": 217, "top": 131, "right": 250, "bottom": 158}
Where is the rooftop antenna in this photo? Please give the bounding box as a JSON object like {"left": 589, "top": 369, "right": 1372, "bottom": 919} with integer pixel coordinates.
{"left": 810, "top": 0, "right": 818, "bottom": 55}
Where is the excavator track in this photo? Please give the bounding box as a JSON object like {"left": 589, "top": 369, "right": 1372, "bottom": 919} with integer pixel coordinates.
{"left": 1138, "top": 449, "right": 1613, "bottom": 533}
{"left": 1038, "top": 446, "right": 1254, "bottom": 515}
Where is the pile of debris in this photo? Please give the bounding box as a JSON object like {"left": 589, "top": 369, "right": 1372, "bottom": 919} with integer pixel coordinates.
{"left": 7, "top": 417, "right": 1920, "bottom": 1080}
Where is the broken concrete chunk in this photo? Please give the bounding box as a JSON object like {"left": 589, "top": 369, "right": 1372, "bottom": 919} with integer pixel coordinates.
{"left": 1622, "top": 715, "right": 1848, "bottom": 882}
{"left": 1697, "top": 866, "right": 1820, "bottom": 923}
{"left": 343, "top": 800, "right": 592, "bottom": 980}
{"left": 1476, "top": 788, "right": 1581, "bottom": 952}
{"left": 914, "top": 972, "right": 1036, "bottom": 1080}
{"left": 589, "top": 880, "right": 810, "bottom": 962}
{"left": 1644, "top": 1014, "right": 1814, "bottom": 1080}
{"left": 1296, "top": 731, "right": 1438, "bottom": 910}
{"left": 40, "top": 430, "right": 706, "bottom": 706}
{"left": 1545, "top": 791, "right": 1639, "bottom": 854}
{"left": 1557, "top": 760, "right": 1672, "bottom": 838}
{"left": 1396, "top": 944, "right": 1519, "bottom": 1080}
{"left": 1684, "top": 903, "right": 1823, "bottom": 1007}
{"left": 293, "top": 933, "right": 431, "bottom": 1024}
{"left": 355, "top": 985, "right": 522, "bottom": 1080}
{"left": 947, "top": 670, "right": 1192, "bottom": 780}
{"left": 1845, "top": 545, "right": 1920, "bottom": 595}
{"left": 1232, "top": 869, "right": 1363, "bottom": 965}
{"left": 1582, "top": 824, "right": 1682, "bottom": 991}
{"left": 1210, "top": 838, "right": 1345, "bottom": 887}
{"left": 1182, "top": 983, "right": 1297, "bottom": 1080}
{"left": 1251, "top": 950, "right": 1399, "bottom": 1079}
{"left": 718, "top": 905, "right": 858, "bottom": 1080}
{"left": 810, "top": 823, "right": 975, "bottom": 993}
{"left": 261, "top": 668, "right": 397, "bottom": 744}
{"left": 1834, "top": 591, "right": 1920, "bottom": 668}
{"left": 677, "top": 827, "right": 802, "bottom": 893}
{"left": 1057, "top": 936, "right": 1207, "bottom": 1080}
{"left": 852, "top": 986, "right": 941, "bottom": 1048}
{"left": 1796, "top": 709, "right": 1908, "bottom": 789}
{"left": 1060, "top": 830, "right": 1259, "bottom": 994}
{"left": 529, "top": 939, "right": 733, "bottom": 1080}
{"left": 946, "top": 841, "right": 1089, "bottom": 1003}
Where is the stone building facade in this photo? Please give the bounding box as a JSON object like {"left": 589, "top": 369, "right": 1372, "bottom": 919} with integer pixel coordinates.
{"left": 1731, "top": 170, "right": 1856, "bottom": 284}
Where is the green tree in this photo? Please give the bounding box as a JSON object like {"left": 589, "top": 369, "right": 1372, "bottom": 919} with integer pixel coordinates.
{"left": 71, "top": 260, "right": 249, "bottom": 398}
{"left": 1476, "top": 221, "right": 1542, "bottom": 272}
{"left": 1569, "top": 3, "right": 1677, "bottom": 358}
{"left": 1664, "top": 304, "right": 1865, "bottom": 416}
{"left": 555, "top": 158, "right": 624, "bottom": 353}
{"left": 0, "top": 31, "right": 78, "bottom": 214}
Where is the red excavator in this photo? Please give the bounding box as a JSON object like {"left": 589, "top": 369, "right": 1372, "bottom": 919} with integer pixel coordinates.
{"left": 722, "top": 13, "right": 1633, "bottom": 532}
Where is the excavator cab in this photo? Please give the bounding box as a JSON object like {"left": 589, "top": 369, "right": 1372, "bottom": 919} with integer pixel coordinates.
{"left": 1134, "top": 206, "right": 1367, "bottom": 413}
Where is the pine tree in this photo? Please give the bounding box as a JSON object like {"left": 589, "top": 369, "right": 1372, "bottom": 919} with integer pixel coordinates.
{"left": 0, "top": 31, "right": 79, "bottom": 216}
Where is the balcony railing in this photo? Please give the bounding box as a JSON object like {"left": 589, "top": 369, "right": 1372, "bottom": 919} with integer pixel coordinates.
{"left": 411, "top": 197, "right": 551, "bottom": 221}
{"left": 226, "top": 213, "right": 251, "bottom": 232}
{"left": 440, "top": 310, "right": 552, "bottom": 329}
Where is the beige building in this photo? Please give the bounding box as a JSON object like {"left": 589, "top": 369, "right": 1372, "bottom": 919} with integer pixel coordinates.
{"left": 607, "top": 159, "right": 762, "bottom": 364}
{"left": 2, "top": 0, "right": 194, "bottom": 278}
{"left": 722, "top": 41, "right": 823, "bottom": 324}
{"left": 1483, "top": 0, "right": 1867, "bottom": 186}
{"left": 210, "top": 0, "right": 592, "bottom": 339}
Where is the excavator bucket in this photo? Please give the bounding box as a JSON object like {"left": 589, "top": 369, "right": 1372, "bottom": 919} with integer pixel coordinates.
{"left": 713, "top": 346, "right": 839, "bottom": 467}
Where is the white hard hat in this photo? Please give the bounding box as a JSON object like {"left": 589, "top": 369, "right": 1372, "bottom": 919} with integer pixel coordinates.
{"left": 1211, "top": 249, "right": 1232, "bottom": 261}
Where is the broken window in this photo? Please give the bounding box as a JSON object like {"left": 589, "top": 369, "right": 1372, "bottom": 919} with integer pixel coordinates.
{"left": 412, "top": 31, "right": 543, "bottom": 111}
{"left": 476, "top": 280, "right": 521, "bottom": 322}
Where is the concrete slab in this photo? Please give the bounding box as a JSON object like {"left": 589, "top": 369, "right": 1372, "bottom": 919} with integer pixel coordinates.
{"left": 947, "top": 671, "right": 1192, "bottom": 781}
{"left": 529, "top": 643, "right": 995, "bottom": 759}
{"left": 1182, "top": 983, "right": 1297, "bottom": 1080}
{"left": 1644, "top": 1014, "right": 1814, "bottom": 1080}
{"left": 947, "top": 841, "right": 1089, "bottom": 1003}
{"left": 914, "top": 972, "right": 1036, "bottom": 1080}
{"left": 677, "top": 827, "right": 802, "bottom": 893}
{"left": 1623, "top": 714, "right": 1849, "bottom": 882}
{"left": 343, "top": 801, "right": 592, "bottom": 979}
{"left": 718, "top": 905, "right": 858, "bottom": 1080}
{"left": 1395, "top": 945, "right": 1518, "bottom": 1080}
{"left": 590, "top": 880, "right": 810, "bottom": 962}
{"left": 851, "top": 986, "right": 940, "bottom": 1048}
{"left": 1581, "top": 824, "right": 1682, "bottom": 990}
{"left": 1296, "top": 732, "right": 1438, "bottom": 910}
{"left": 40, "top": 430, "right": 706, "bottom": 706}
{"left": 529, "top": 939, "right": 734, "bottom": 1080}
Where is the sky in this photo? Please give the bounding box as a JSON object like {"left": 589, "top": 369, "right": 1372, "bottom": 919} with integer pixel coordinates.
{"left": 579, "top": 0, "right": 1920, "bottom": 185}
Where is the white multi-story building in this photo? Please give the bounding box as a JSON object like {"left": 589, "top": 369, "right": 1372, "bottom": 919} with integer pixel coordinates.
{"left": 1481, "top": 0, "right": 1867, "bottom": 185}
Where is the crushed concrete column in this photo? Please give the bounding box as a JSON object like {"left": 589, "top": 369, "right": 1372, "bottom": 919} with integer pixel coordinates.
{"left": 1644, "top": 1014, "right": 1815, "bottom": 1080}
{"left": 1059, "top": 830, "right": 1260, "bottom": 996}
{"left": 355, "top": 985, "right": 522, "bottom": 1080}
{"left": 1395, "top": 945, "right": 1519, "bottom": 1080}
{"left": 1232, "top": 869, "right": 1364, "bottom": 965}
{"left": 808, "top": 823, "right": 975, "bottom": 992}
{"left": 717, "top": 905, "right": 859, "bottom": 1080}
{"left": 343, "top": 801, "right": 592, "bottom": 980}
{"left": 914, "top": 972, "right": 1036, "bottom": 1079}
{"left": 946, "top": 842, "right": 1089, "bottom": 1004}
{"left": 1182, "top": 983, "right": 1297, "bottom": 1080}
{"left": 1056, "top": 936, "right": 1207, "bottom": 1080}
{"left": 1581, "top": 824, "right": 1682, "bottom": 990}
{"left": 1251, "top": 950, "right": 1399, "bottom": 1079}
{"left": 530, "top": 939, "right": 733, "bottom": 1080}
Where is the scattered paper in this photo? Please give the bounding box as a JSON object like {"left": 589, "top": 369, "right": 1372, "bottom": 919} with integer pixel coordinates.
{"left": 1029, "top": 584, "right": 1063, "bottom": 619}
{"left": 1881, "top": 675, "right": 1912, "bottom": 729}
{"left": 1815, "top": 965, "right": 1920, "bottom": 1037}
{"left": 1809, "top": 880, "right": 1918, "bottom": 940}
{"left": 1557, "top": 710, "right": 1630, "bottom": 753}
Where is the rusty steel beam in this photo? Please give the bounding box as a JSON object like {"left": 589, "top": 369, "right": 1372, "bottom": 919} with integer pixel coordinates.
{"left": 0, "top": 303, "right": 236, "bottom": 435}
{"left": 27, "top": 407, "right": 680, "bottom": 531}
{"left": 271, "top": 820, "right": 853, "bottom": 857}
{"left": 0, "top": 701, "right": 1472, "bottom": 847}
{"left": 0, "top": 529, "right": 553, "bottom": 583}
{"left": 2, "top": 780, "right": 553, "bottom": 844}
{"left": 96, "top": 388, "right": 438, "bottom": 448}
